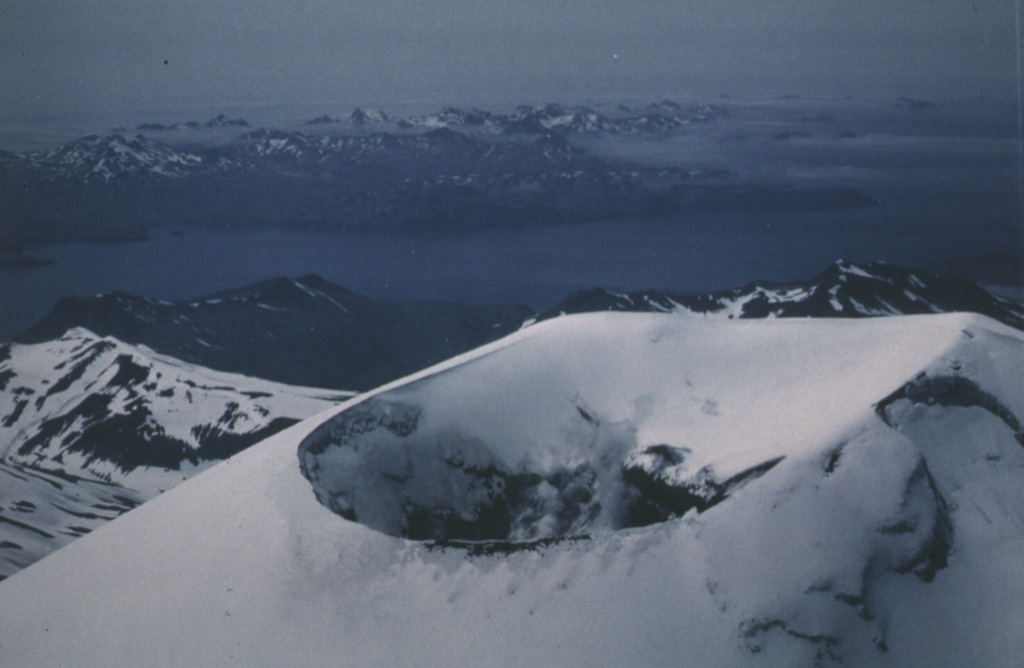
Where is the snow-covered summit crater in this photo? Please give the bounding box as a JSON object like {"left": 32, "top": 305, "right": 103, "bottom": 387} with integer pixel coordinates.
{"left": 301, "top": 394, "right": 695, "bottom": 543}
{"left": 297, "top": 389, "right": 787, "bottom": 543}
{"left": 296, "top": 311, "right": 1003, "bottom": 548}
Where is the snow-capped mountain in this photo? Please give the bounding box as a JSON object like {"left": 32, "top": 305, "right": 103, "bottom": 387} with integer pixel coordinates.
{"left": 203, "top": 113, "right": 249, "bottom": 128}
{"left": 24, "top": 134, "right": 202, "bottom": 183}
{"left": 136, "top": 114, "right": 250, "bottom": 131}
{"left": 15, "top": 275, "right": 534, "bottom": 391}
{"left": 0, "top": 328, "right": 349, "bottom": 578}
{"left": 132, "top": 102, "right": 716, "bottom": 138}
{"left": 233, "top": 128, "right": 330, "bottom": 162}
{"left": 306, "top": 108, "right": 398, "bottom": 128}
{"left": 348, "top": 107, "right": 391, "bottom": 124}
{"left": 12, "top": 121, "right": 591, "bottom": 186}
{"left": 233, "top": 128, "right": 477, "bottom": 166}
{"left": 1, "top": 312, "right": 1020, "bottom": 666}
{"left": 541, "top": 260, "right": 1024, "bottom": 331}
{"left": 410, "top": 101, "right": 719, "bottom": 135}
{"left": 502, "top": 103, "right": 619, "bottom": 134}
{"left": 419, "top": 106, "right": 495, "bottom": 128}
{"left": 304, "top": 114, "right": 342, "bottom": 125}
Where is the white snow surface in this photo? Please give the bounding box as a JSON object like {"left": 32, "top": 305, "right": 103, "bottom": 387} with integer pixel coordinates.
{"left": 1, "top": 313, "right": 1022, "bottom": 667}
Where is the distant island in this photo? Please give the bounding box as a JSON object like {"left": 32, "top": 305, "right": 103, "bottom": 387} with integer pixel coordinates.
{"left": 0, "top": 244, "right": 53, "bottom": 270}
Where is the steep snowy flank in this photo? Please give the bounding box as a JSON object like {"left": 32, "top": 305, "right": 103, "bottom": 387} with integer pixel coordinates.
{"left": 0, "top": 461, "right": 146, "bottom": 581}
{"left": 1, "top": 313, "right": 1021, "bottom": 667}
{"left": 0, "top": 328, "right": 349, "bottom": 578}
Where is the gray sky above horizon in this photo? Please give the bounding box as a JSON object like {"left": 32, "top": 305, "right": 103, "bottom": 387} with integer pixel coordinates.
{"left": 0, "top": 0, "right": 1018, "bottom": 117}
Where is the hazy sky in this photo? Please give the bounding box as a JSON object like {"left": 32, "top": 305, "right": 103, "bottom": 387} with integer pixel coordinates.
{"left": 0, "top": 0, "right": 1017, "bottom": 116}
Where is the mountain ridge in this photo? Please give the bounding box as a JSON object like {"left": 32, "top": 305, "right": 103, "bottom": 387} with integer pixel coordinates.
{"left": 540, "top": 260, "right": 1024, "bottom": 329}
{"left": 14, "top": 276, "right": 534, "bottom": 391}
{"left": 15, "top": 262, "right": 1024, "bottom": 393}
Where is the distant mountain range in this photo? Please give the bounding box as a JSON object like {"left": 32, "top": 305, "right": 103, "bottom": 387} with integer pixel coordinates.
{"left": 135, "top": 113, "right": 250, "bottom": 131}
{"left": 143, "top": 102, "right": 717, "bottom": 136}
{"left": 406, "top": 101, "right": 718, "bottom": 135}
{"left": 0, "top": 101, "right": 880, "bottom": 247}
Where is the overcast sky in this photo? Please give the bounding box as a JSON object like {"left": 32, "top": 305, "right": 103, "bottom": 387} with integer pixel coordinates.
{"left": 0, "top": 0, "right": 1017, "bottom": 117}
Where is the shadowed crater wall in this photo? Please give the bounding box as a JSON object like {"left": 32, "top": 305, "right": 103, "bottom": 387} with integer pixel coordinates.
{"left": 297, "top": 395, "right": 782, "bottom": 544}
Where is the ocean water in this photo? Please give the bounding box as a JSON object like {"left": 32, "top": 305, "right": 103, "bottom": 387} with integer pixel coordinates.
{"left": 0, "top": 201, "right": 1013, "bottom": 342}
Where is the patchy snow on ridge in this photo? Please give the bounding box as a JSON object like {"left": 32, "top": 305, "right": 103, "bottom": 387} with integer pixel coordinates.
{"left": 1, "top": 313, "right": 1022, "bottom": 667}
{"left": 540, "top": 260, "right": 1024, "bottom": 331}
{"left": 0, "top": 327, "right": 350, "bottom": 493}
{"left": 0, "top": 328, "right": 351, "bottom": 578}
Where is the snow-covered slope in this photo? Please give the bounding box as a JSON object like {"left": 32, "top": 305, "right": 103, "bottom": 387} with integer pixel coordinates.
{"left": 1, "top": 313, "right": 1022, "bottom": 667}
{"left": 0, "top": 328, "right": 350, "bottom": 578}
{"left": 0, "top": 461, "right": 147, "bottom": 581}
